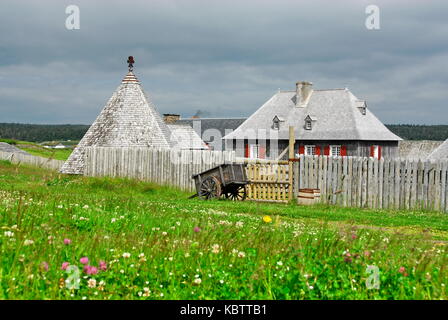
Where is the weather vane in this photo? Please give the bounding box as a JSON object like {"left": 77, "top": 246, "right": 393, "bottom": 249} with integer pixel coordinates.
{"left": 127, "top": 56, "right": 135, "bottom": 71}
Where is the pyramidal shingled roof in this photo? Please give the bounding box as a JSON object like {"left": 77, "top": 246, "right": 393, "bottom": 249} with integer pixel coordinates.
{"left": 427, "top": 138, "right": 448, "bottom": 161}
{"left": 60, "top": 71, "right": 173, "bottom": 174}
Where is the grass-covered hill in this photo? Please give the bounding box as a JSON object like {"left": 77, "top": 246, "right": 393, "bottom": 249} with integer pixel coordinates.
{"left": 0, "top": 160, "right": 447, "bottom": 299}
{"left": 0, "top": 139, "right": 72, "bottom": 161}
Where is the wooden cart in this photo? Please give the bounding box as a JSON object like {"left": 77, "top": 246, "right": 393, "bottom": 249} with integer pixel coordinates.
{"left": 192, "top": 163, "right": 248, "bottom": 200}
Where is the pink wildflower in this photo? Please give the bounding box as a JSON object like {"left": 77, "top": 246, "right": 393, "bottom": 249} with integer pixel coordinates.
{"left": 87, "top": 266, "right": 98, "bottom": 275}
{"left": 41, "top": 261, "right": 49, "bottom": 272}
{"left": 194, "top": 226, "right": 201, "bottom": 233}
{"left": 398, "top": 266, "right": 408, "bottom": 276}
{"left": 344, "top": 252, "right": 352, "bottom": 263}
{"left": 64, "top": 238, "right": 72, "bottom": 245}
{"left": 80, "top": 257, "right": 89, "bottom": 265}
{"left": 99, "top": 260, "right": 107, "bottom": 271}
{"left": 83, "top": 265, "right": 98, "bottom": 275}
{"left": 61, "top": 262, "right": 70, "bottom": 270}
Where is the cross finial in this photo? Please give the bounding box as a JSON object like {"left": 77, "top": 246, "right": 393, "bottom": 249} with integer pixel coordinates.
{"left": 127, "top": 56, "right": 135, "bottom": 71}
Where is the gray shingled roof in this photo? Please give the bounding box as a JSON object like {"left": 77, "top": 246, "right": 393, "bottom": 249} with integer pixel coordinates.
{"left": 167, "top": 124, "right": 208, "bottom": 149}
{"left": 223, "top": 88, "right": 402, "bottom": 141}
{"left": 60, "top": 71, "right": 174, "bottom": 174}
{"left": 176, "top": 118, "right": 246, "bottom": 142}
{"left": 0, "top": 142, "right": 29, "bottom": 155}
{"left": 399, "top": 140, "right": 443, "bottom": 160}
{"left": 427, "top": 139, "right": 448, "bottom": 161}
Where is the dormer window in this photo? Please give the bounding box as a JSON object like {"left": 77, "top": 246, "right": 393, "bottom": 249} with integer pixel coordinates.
{"left": 356, "top": 100, "right": 367, "bottom": 115}
{"left": 359, "top": 106, "right": 366, "bottom": 115}
{"left": 304, "top": 115, "right": 316, "bottom": 130}
{"left": 305, "top": 120, "right": 312, "bottom": 130}
{"left": 272, "top": 115, "right": 284, "bottom": 130}
{"left": 273, "top": 120, "right": 280, "bottom": 130}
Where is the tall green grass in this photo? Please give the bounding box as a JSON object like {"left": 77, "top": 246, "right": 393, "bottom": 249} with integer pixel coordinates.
{"left": 0, "top": 161, "right": 446, "bottom": 299}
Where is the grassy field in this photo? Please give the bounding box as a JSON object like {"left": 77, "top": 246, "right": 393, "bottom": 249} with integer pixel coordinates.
{"left": 0, "top": 139, "right": 72, "bottom": 161}
{"left": 0, "top": 160, "right": 447, "bottom": 300}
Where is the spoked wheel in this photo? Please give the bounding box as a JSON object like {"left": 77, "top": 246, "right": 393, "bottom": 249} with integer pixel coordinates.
{"left": 198, "top": 176, "right": 222, "bottom": 200}
{"left": 225, "top": 185, "right": 247, "bottom": 201}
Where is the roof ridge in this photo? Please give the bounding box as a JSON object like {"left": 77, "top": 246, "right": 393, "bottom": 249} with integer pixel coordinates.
{"left": 179, "top": 117, "right": 248, "bottom": 120}
{"left": 279, "top": 89, "right": 346, "bottom": 92}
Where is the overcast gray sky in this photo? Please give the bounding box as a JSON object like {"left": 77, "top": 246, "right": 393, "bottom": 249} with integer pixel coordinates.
{"left": 0, "top": 0, "right": 447, "bottom": 124}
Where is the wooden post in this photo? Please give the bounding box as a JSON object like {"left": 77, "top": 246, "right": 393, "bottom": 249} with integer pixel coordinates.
{"left": 288, "top": 126, "right": 295, "bottom": 201}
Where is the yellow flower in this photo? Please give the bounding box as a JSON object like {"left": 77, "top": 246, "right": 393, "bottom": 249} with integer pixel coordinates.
{"left": 263, "top": 215, "right": 272, "bottom": 223}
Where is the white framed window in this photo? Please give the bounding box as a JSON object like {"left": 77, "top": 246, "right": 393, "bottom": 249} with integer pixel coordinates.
{"left": 330, "top": 145, "right": 341, "bottom": 156}
{"left": 373, "top": 145, "right": 379, "bottom": 158}
{"left": 305, "top": 120, "right": 312, "bottom": 130}
{"left": 249, "top": 144, "right": 259, "bottom": 159}
{"left": 305, "top": 145, "right": 316, "bottom": 156}
{"left": 371, "top": 145, "right": 381, "bottom": 159}
{"left": 248, "top": 144, "right": 266, "bottom": 159}
{"left": 273, "top": 120, "right": 280, "bottom": 130}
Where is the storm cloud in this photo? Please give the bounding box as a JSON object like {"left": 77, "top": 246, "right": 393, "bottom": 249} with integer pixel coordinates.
{"left": 0, "top": 0, "right": 447, "bottom": 124}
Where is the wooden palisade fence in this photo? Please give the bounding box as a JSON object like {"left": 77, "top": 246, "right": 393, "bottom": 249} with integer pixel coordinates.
{"left": 295, "top": 155, "right": 448, "bottom": 212}
{"left": 84, "top": 147, "right": 235, "bottom": 191}
{"left": 3, "top": 146, "right": 447, "bottom": 212}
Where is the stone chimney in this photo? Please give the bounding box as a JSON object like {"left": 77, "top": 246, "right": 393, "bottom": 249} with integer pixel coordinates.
{"left": 295, "top": 81, "right": 313, "bottom": 107}
{"left": 163, "top": 114, "right": 180, "bottom": 124}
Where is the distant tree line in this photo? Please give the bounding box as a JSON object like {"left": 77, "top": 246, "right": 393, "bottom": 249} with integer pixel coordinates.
{"left": 0, "top": 123, "right": 447, "bottom": 143}
{"left": 0, "top": 123, "right": 89, "bottom": 142}
{"left": 385, "top": 124, "right": 448, "bottom": 141}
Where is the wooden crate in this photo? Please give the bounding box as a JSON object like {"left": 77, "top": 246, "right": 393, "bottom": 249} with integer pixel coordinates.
{"left": 297, "top": 188, "right": 321, "bottom": 205}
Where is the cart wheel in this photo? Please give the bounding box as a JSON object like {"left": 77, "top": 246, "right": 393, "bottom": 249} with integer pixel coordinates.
{"left": 226, "top": 185, "right": 247, "bottom": 201}
{"left": 198, "top": 176, "right": 222, "bottom": 200}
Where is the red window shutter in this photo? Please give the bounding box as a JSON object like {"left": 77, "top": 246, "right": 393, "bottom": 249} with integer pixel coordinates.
{"left": 315, "top": 146, "right": 321, "bottom": 156}
{"left": 259, "top": 146, "right": 266, "bottom": 159}
{"left": 378, "top": 146, "right": 382, "bottom": 159}
{"left": 370, "top": 146, "right": 374, "bottom": 157}
{"left": 244, "top": 144, "right": 249, "bottom": 158}
{"left": 298, "top": 145, "right": 305, "bottom": 155}
{"left": 324, "top": 146, "right": 330, "bottom": 156}
{"left": 341, "top": 145, "right": 347, "bottom": 156}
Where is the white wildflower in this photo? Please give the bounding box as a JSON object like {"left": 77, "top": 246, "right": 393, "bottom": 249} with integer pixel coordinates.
{"left": 23, "top": 239, "right": 34, "bottom": 246}
{"left": 4, "top": 231, "right": 14, "bottom": 237}
{"left": 87, "top": 278, "right": 97, "bottom": 288}
{"left": 211, "top": 244, "right": 221, "bottom": 254}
